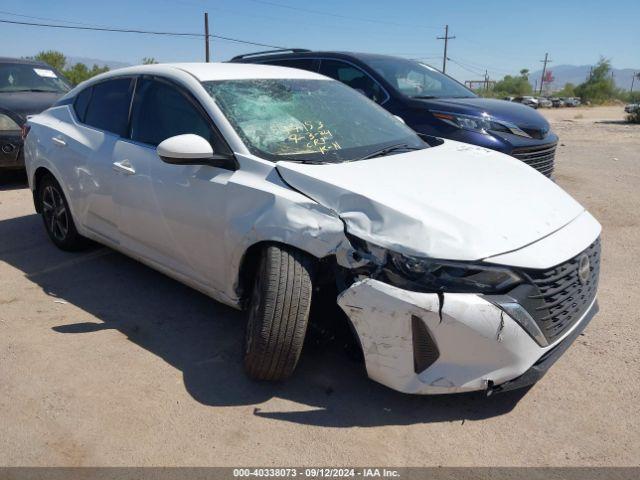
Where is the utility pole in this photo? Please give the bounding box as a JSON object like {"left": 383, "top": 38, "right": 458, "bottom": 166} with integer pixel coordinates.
{"left": 538, "top": 52, "right": 552, "bottom": 95}
{"left": 437, "top": 25, "right": 455, "bottom": 74}
{"left": 204, "top": 12, "right": 210, "bottom": 62}
{"left": 484, "top": 70, "right": 489, "bottom": 92}
{"left": 631, "top": 72, "right": 638, "bottom": 93}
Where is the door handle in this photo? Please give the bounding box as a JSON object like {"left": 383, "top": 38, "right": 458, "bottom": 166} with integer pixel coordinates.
{"left": 52, "top": 136, "right": 67, "bottom": 147}
{"left": 112, "top": 159, "right": 136, "bottom": 175}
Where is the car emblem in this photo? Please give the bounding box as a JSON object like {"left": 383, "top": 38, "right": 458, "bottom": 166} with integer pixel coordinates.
{"left": 578, "top": 254, "right": 591, "bottom": 285}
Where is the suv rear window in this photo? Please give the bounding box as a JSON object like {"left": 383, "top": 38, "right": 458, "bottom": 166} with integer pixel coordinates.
{"left": 318, "top": 60, "right": 386, "bottom": 103}
{"left": 83, "top": 78, "right": 134, "bottom": 137}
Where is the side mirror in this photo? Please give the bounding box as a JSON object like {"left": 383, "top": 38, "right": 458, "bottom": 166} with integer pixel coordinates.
{"left": 157, "top": 134, "right": 236, "bottom": 170}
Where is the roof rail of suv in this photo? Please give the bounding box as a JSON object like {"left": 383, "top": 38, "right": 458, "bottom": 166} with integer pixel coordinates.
{"left": 230, "top": 49, "right": 311, "bottom": 61}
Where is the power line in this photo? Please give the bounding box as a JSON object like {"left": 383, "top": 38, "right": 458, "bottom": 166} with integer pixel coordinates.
{"left": 447, "top": 58, "right": 486, "bottom": 78}
{"left": 204, "top": 12, "right": 210, "bottom": 62}
{"left": 410, "top": 57, "right": 443, "bottom": 62}
{"left": 161, "top": 0, "right": 424, "bottom": 38}
{"left": 246, "top": 0, "right": 441, "bottom": 29}
{"left": 0, "top": 9, "right": 113, "bottom": 28}
{"left": 0, "top": 18, "right": 201, "bottom": 37}
{"left": 455, "top": 37, "right": 538, "bottom": 63}
{"left": 448, "top": 58, "right": 485, "bottom": 75}
{"left": 449, "top": 56, "right": 515, "bottom": 76}
{"left": 538, "top": 52, "right": 552, "bottom": 95}
{"left": 0, "top": 18, "right": 287, "bottom": 48}
{"left": 436, "top": 25, "right": 455, "bottom": 74}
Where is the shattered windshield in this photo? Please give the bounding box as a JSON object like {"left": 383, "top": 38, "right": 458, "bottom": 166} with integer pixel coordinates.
{"left": 203, "top": 79, "right": 425, "bottom": 163}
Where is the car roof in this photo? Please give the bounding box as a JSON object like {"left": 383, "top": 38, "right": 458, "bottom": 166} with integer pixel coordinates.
{"left": 231, "top": 50, "right": 445, "bottom": 74}
{"left": 235, "top": 50, "right": 381, "bottom": 60}
{"left": 0, "top": 57, "right": 51, "bottom": 67}
{"left": 232, "top": 49, "right": 428, "bottom": 64}
{"left": 88, "top": 62, "right": 328, "bottom": 83}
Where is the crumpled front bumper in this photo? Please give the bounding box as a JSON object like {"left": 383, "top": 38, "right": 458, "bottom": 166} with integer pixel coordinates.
{"left": 337, "top": 278, "right": 597, "bottom": 395}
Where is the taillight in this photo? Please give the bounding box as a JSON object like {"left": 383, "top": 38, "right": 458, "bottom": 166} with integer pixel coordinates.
{"left": 21, "top": 124, "right": 31, "bottom": 141}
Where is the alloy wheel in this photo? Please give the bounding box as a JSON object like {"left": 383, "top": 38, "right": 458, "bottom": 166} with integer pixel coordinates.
{"left": 42, "top": 185, "right": 69, "bottom": 243}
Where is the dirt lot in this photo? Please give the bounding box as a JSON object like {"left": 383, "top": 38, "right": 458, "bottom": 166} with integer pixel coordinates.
{"left": 1, "top": 106, "right": 638, "bottom": 467}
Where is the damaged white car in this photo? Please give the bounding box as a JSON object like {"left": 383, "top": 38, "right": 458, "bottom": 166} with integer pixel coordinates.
{"left": 24, "top": 63, "right": 601, "bottom": 395}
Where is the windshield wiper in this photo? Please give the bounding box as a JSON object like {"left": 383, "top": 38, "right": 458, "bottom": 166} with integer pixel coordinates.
{"left": 279, "top": 158, "right": 331, "bottom": 165}
{"left": 412, "top": 95, "right": 438, "bottom": 99}
{"left": 357, "top": 143, "right": 423, "bottom": 161}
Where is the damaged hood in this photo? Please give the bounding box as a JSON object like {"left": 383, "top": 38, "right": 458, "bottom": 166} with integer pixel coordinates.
{"left": 276, "top": 140, "right": 584, "bottom": 261}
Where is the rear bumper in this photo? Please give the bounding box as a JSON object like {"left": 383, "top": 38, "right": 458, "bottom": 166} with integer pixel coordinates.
{"left": 0, "top": 134, "right": 24, "bottom": 169}
{"left": 337, "top": 278, "right": 598, "bottom": 395}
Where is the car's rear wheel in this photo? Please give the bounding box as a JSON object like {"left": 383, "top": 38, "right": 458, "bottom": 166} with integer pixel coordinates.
{"left": 244, "top": 244, "right": 315, "bottom": 381}
{"left": 39, "top": 175, "right": 87, "bottom": 251}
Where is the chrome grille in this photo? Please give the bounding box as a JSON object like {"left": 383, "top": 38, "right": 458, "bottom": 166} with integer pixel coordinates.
{"left": 511, "top": 143, "right": 556, "bottom": 177}
{"left": 522, "top": 238, "right": 601, "bottom": 343}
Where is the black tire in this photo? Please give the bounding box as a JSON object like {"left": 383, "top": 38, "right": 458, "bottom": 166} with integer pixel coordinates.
{"left": 244, "top": 244, "right": 315, "bottom": 381}
{"left": 38, "top": 175, "right": 87, "bottom": 251}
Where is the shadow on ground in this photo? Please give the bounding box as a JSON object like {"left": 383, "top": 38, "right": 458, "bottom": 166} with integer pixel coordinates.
{"left": 0, "top": 170, "right": 28, "bottom": 191}
{"left": 594, "top": 120, "right": 634, "bottom": 125}
{"left": 0, "top": 212, "right": 530, "bottom": 427}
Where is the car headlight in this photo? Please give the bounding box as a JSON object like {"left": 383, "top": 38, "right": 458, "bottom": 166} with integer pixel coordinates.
{"left": 350, "top": 239, "right": 523, "bottom": 294}
{"left": 383, "top": 251, "right": 522, "bottom": 293}
{"left": 431, "top": 110, "right": 532, "bottom": 138}
{"left": 0, "top": 113, "right": 20, "bottom": 132}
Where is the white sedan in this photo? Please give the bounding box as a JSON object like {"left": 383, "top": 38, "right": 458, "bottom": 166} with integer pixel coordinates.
{"left": 24, "top": 63, "right": 601, "bottom": 395}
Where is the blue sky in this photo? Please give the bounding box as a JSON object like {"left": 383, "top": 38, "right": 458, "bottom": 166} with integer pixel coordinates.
{"left": 0, "top": 0, "right": 638, "bottom": 82}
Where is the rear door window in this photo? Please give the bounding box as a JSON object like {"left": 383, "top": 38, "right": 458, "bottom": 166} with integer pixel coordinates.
{"left": 73, "top": 87, "right": 92, "bottom": 122}
{"left": 83, "top": 78, "right": 134, "bottom": 137}
{"left": 318, "top": 59, "right": 386, "bottom": 103}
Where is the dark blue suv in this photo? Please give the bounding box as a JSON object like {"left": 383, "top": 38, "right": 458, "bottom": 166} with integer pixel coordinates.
{"left": 231, "top": 50, "right": 558, "bottom": 177}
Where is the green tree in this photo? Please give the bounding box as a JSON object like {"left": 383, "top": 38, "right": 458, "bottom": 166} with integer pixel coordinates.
{"left": 29, "top": 50, "right": 109, "bottom": 85}
{"left": 493, "top": 73, "right": 533, "bottom": 96}
{"left": 555, "top": 82, "right": 576, "bottom": 97}
{"left": 34, "top": 50, "right": 67, "bottom": 71}
{"left": 142, "top": 57, "right": 158, "bottom": 64}
{"left": 64, "top": 63, "right": 109, "bottom": 85}
{"left": 574, "top": 57, "right": 616, "bottom": 104}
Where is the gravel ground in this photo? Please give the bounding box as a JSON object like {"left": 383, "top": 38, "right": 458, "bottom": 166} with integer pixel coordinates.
{"left": 0, "top": 106, "right": 638, "bottom": 466}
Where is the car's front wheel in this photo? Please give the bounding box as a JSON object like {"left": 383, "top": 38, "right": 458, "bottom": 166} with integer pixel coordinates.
{"left": 39, "top": 175, "right": 87, "bottom": 251}
{"left": 244, "top": 244, "right": 315, "bottom": 381}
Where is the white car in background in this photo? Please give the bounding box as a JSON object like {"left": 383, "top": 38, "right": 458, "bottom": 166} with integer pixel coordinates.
{"left": 537, "top": 97, "right": 553, "bottom": 108}
{"left": 625, "top": 103, "right": 639, "bottom": 113}
{"left": 564, "top": 97, "right": 581, "bottom": 107}
{"left": 23, "top": 63, "right": 601, "bottom": 395}
{"left": 512, "top": 96, "right": 539, "bottom": 109}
